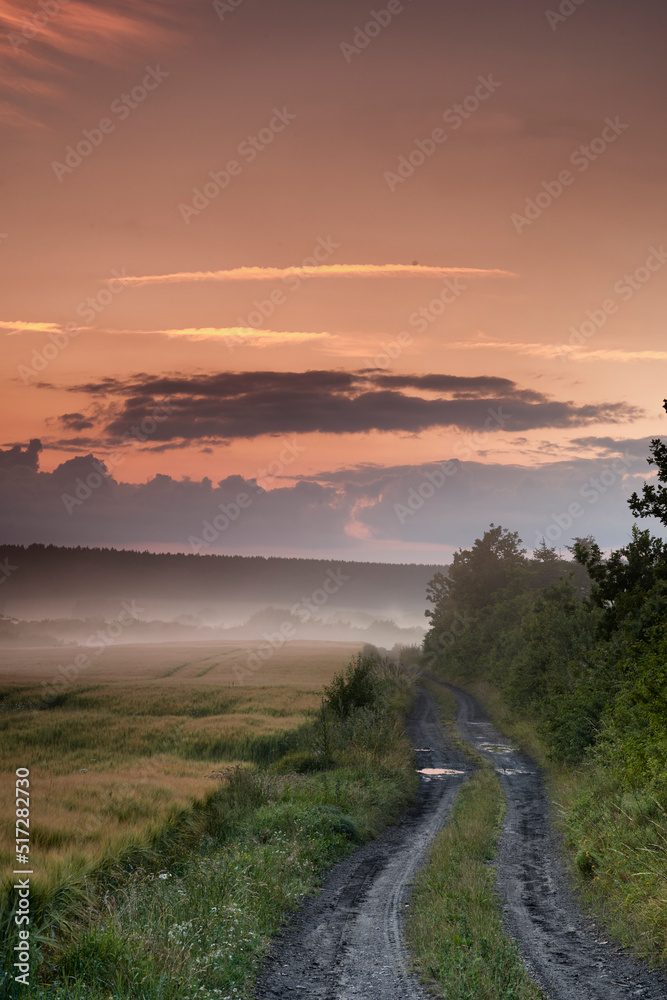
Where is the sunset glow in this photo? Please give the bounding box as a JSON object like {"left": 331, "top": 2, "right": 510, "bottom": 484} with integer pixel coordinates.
{"left": 1, "top": 0, "right": 666, "bottom": 560}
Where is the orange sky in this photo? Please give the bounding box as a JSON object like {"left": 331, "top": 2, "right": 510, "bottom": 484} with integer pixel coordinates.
{"left": 1, "top": 0, "right": 666, "bottom": 559}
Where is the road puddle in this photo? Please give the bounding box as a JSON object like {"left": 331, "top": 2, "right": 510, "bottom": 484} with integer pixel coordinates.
{"left": 417, "top": 767, "right": 465, "bottom": 776}
{"left": 479, "top": 742, "right": 514, "bottom": 754}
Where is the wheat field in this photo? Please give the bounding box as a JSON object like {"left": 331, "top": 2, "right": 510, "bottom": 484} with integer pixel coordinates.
{"left": 0, "top": 639, "right": 362, "bottom": 876}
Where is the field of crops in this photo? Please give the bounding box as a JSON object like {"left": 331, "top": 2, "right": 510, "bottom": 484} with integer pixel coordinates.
{"left": 0, "top": 640, "right": 362, "bottom": 877}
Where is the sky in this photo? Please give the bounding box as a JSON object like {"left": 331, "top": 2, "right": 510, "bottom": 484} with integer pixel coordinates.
{"left": 1, "top": 0, "right": 666, "bottom": 562}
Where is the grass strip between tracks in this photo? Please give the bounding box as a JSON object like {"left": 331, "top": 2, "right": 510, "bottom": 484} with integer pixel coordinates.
{"left": 406, "top": 684, "right": 545, "bottom": 1000}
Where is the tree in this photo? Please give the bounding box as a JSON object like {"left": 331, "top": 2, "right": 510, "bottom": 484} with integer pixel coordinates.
{"left": 426, "top": 523, "right": 526, "bottom": 620}
{"left": 572, "top": 527, "right": 667, "bottom": 636}
{"left": 424, "top": 525, "right": 528, "bottom": 666}
{"left": 628, "top": 412, "right": 667, "bottom": 528}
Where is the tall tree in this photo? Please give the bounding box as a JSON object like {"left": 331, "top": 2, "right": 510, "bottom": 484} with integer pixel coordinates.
{"left": 424, "top": 525, "right": 528, "bottom": 663}
{"left": 629, "top": 406, "right": 667, "bottom": 528}
{"left": 572, "top": 527, "right": 667, "bottom": 635}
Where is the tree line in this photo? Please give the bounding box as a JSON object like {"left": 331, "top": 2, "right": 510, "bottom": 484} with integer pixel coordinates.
{"left": 425, "top": 414, "right": 667, "bottom": 785}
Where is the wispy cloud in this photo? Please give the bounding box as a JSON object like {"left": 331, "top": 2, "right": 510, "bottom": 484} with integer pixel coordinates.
{"left": 1, "top": 319, "right": 331, "bottom": 346}
{"left": 0, "top": 0, "right": 177, "bottom": 127}
{"left": 563, "top": 348, "right": 667, "bottom": 362}
{"left": 108, "top": 326, "right": 332, "bottom": 345}
{"left": 0, "top": 319, "right": 63, "bottom": 333}
{"left": 113, "top": 263, "right": 517, "bottom": 288}
{"left": 448, "top": 339, "right": 667, "bottom": 362}
{"left": 448, "top": 340, "right": 564, "bottom": 358}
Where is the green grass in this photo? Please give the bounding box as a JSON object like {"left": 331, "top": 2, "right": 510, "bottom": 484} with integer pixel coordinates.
{"left": 1, "top": 654, "right": 419, "bottom": 998}
{"left": 406, "top": 682, "right": 545, "bottom": 1000}
{"left": 23, "top": 767, "right": 412, "bottom": 1000}
{"left": 561, "top": 755, "right": 667, "bottom": 965}
{"left": 442, "top": 677, "right": 667, "bottom": 970}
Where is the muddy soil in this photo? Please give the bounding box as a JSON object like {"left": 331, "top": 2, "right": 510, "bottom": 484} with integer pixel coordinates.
{"left": 253, "top": 686, "right": 468, "bottom": 999}
{"left": 446, "top": 680, "right": 667, "bottom": 1000}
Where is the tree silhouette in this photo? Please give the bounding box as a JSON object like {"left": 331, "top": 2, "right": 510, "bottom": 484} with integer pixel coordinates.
{"left": 628, "top": 400, "right": 667, "bottom": 528}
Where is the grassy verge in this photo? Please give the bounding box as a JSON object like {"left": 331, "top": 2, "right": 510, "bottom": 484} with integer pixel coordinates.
{"left": 444, "top": 677, "right": 667, "bottom": 968}
{"left": 1, "top": 653, "right": 418, "bottom": 999}
{"left": 407, "top": 683, "right": 545, "bottom": 1000}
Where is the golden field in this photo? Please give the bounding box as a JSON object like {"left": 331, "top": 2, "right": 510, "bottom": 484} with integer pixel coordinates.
{"left": 0, "top": 639, "right": 362, "bottom": 876}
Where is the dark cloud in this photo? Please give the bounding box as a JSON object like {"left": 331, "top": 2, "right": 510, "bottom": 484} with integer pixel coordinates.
{"left": 48, "top": 455, "right": 112, "bottom": 489}
{"left": 570, "top": 435, "right": 663, "bottom": 457}
{"left": 0, "top": 439, "right": 42, "bottom": 471}
{"left": 46, "top": 438, "right": 107, "bottom": 453}
{"left": 370, "top": 373, "right": 543, "bottom": 403}
{"left": 59, "top": 413, "right": 95, "bottom": 432}
{"left": 51, "top": 370, "right": 642, "bottom": 445}
{"left": 0, "top": 436, "right": 661, "bottom": 558}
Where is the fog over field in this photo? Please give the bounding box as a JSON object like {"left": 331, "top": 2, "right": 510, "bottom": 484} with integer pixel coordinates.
{"left": 0, "top": 545, "right": 437, "bottom": 649}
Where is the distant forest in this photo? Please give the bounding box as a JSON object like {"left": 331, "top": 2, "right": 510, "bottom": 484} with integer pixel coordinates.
{"left": 0, "top": 545, "right": 443, "bottom": 616}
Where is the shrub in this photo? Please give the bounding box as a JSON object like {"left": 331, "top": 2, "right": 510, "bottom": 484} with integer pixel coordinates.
{"left": 271, "top": 750, "right": 328, "bottom": 774}
{"left": 323, "top": 653, "right": 380, "bottom": 719}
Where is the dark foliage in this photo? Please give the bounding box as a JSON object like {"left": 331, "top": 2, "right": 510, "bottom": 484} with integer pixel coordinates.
{"left": 425, "top": 429, "right": 667, "bottom": 772}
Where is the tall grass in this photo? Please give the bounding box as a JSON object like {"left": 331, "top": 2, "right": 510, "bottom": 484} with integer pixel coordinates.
{"left": 559, "top": 754, "right": 667, "bottom": 964}
{"left": 1, "top": 651, "right": 418, "bottom": 998}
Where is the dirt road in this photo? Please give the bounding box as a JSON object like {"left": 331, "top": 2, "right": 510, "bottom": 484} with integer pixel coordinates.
{"left": 447, "top": 681, "right": 667, "bottom": 1000}
{"left": 254, "top": 683, "right": 667, "bottom": 1000}
{"left": 253, "top": 686, "right": 468, "bottom": 1000}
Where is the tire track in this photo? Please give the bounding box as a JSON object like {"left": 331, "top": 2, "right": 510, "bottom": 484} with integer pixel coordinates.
{"left": 253, "top": 686, "right": 468, "bottom": 1000}
{"left": 439, "top": 680, "right": 667, "bottom": 1000}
